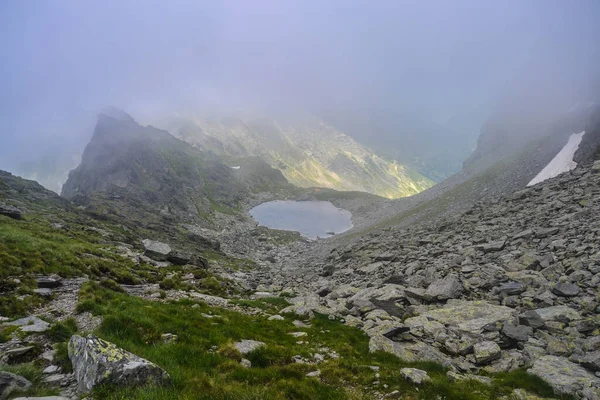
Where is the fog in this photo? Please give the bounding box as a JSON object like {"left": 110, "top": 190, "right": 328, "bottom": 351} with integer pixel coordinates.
{"left": 1, "top": 0, "right": 599, "bottom": 184}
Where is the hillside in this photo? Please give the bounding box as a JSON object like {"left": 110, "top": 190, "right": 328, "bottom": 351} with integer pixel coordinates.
{"left": 154, "top": 114, "right": 434, "bottom": 199}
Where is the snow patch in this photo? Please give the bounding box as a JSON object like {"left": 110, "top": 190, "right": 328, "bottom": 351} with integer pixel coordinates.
{"left": 527, "top": 131, "right": 585, "bottom": 186}
{"left": 229, "top": 166, "right": 241, "bottom": 170}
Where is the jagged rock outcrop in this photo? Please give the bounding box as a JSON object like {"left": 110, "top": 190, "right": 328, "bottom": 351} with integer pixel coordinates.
{"left": 68, "top": 334, "right": 171, "bottom": 394}
{"left": 61, "top": 111, "right": 287, "bottom": 227}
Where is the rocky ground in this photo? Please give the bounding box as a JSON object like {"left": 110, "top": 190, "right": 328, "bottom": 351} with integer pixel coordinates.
{"left": 2, "top": 156, "right": 600, "bottom": 398}
{"left": 251, "top": 160, "right": 600, "bottom": 399}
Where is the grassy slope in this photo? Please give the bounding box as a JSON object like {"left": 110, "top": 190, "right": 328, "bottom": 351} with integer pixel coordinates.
{"left": 79, "top": 283, "right": 563, "bottom": 400}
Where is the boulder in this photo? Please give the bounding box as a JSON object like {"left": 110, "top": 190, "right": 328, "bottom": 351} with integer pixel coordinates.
{"left": 478, "top": 239, "right": 506, "bottom": 253}
{"left": 141, "top": 239, "right": 172, "bottom": 261}
{"left": 0, "top": 204, "right": 22, "bottom": 220}
{"left": 404, "top": 301, "right": 517, "bottom": 336}
{"left": 68, "top": 334, "right": 171, "bottom": 394}
{"left": 36, "top": 275, "right": 62, "bottom": 289}
{"left": 369, "top": 335, "right": 449, "bottom": 365}
{"left": 233, "top": 340, "right": 265, "bottom": 355}
{"left": 551, "top": 282, "right": 580, "bottom": 297}
{"left": 425, "top": 275, "right": 464, "bottom": 301}
{"left": 520, "top": 305, "right": 581, "bottom": 328}
{"left": 528, "top": 355, "right": 600, "bottom": 397}
{"left": 400, "top": 368, "right": 430, "bottom": 384}
{"left": 580, "top": 351, "right": 600, "bottom": 372}
{"left": 474, "top": 341, "right": 501, "bottom": 365}
{"left": 0, "top": 371, "right": 31, "bottom": 400}
{"left": 501, "top": 324, "right": 531, "bottom": 342}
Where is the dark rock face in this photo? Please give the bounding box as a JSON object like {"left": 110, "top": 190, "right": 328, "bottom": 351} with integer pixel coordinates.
{"left": 0, "top": 204, "right": 22, "bottom": 220}
{"left": 61, "top": 112, "right": 286, "bottom": 228}
{"left": 68, "top": 334, "right": 171, "bottom": 394}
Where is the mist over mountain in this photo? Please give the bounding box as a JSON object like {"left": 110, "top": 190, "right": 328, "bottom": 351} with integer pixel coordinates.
{"left": 2, "top": 0, "right": 599, "bottom": 190}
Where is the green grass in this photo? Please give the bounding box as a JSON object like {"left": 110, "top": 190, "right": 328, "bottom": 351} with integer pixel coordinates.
{"left": 73, "top": 283, "right": 565, "bottom": 400}
{"left": 0, "top": 363, "right": 60, "bottom": 397}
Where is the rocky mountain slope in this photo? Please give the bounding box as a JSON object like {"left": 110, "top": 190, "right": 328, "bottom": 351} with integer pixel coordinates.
{"left": 155, "top": 114, "right": 434, "bottom": 199}
{"left": 2, "top": 107, "right": 600, "bottom": 399}
{"left": 271, "top": 158, "right": 600, "bottom": 399}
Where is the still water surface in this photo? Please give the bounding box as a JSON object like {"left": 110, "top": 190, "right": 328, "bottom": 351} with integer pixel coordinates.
{"left": 249, "top": 200, "right": 353, "bottom": 239}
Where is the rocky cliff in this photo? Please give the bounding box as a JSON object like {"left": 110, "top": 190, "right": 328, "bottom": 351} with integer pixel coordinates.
{"left": 62, "top": 111, "right": 288, "bottom": 228}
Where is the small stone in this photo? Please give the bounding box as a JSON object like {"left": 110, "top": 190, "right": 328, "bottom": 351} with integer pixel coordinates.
{"left": 43, "top": 366, "right": 60, "bottom": 374}
{"left": 306, "top": 370, "right": 321, "bottom": 377}
{"left": 400, "top": 368, "right": 430, "bottom": 384}
{"left": 240, "top": 358, "right": 252, "bottom": 368}
{"left": 289, "top": 332, "right": 308, "bottom": 338}
{"left": 268, "top": 315, "right": 284, "bottom": 321}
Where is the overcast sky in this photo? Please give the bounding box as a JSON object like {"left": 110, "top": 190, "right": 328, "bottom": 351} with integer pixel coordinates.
{"left": 1, "top": 0, "right": 599, "bottom": 172}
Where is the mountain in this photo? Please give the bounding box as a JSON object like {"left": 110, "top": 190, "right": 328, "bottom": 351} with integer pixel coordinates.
{"left": 3, "top": 106, "right": 600, "bottom": 399}
{"left": 62, "top": 111, "right": 288, "bottom": 229}
{"left": 152, "top": 114, "right": 435, "bottom": 199}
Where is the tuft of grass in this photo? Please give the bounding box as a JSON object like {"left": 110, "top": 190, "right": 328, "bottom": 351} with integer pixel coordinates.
{"left": 47, "top": 317, "right": 78, "bottom": 342}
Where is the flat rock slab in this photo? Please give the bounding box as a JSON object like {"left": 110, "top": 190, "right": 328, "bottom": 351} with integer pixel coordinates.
{"left": 68, "top": 334, "right": 171, "bottom": 394}
{"left": 233, "top": 340, "right": 265, "bottom": 355}
{"left": 405, "top": 300, "right": 517, "bottom": 335}
{"left": 3, "top": 316, "right": 50, "bottom": 333}
{"left": 400, "top": 368, "right": 430, "bottom": 384}
{"left": 528, "top": 355, "right": 600, "bottom": 397}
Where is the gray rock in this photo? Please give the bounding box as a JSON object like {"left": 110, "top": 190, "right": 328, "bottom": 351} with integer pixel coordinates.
{"left": 234, "top": 340, "right": 265, "bottom": 355}
{"left": 240, "top": 359, "right": 252, "bottom": 368}
{"left": 551, "top": 282, "right": 580, "bottom": 297}
{"left": 141, "top": 239, "right": 172, "bottom": 261}
{"left": 474, "top": 341, "right": 501, "bottom": 365}
{"left": 528, "top": 355, "right": 600, "bottom": 397}
{"left": 0, "top": 204, "right": 22, "bottom": 220}
{"left": 501, "top": 324, "right": 531, "bottom": 342}
{"left": 68, "top": 334, "right": 171, "bottom": 394}
{"left": 0, "top": 371, "right": 31, "bottom": 400}
{"left": 3, "top": 316, "right": 50, "bottom": 332}
{"left": 306, "top": 370, "right": 321, "bottom": 377}
{"left": 498, "top": 281, "right": 526, "bottom": 295}
{"left": 400, "top": 368, "right": 430, "bottom": 384}
{"left": 36, "top": 275, "right": 62, "bottom": 289}
{"left": 535, "top": 227, "right": 559, "bottom": 238}
{"left": 425, "top": 275, "right": 463, "bottom": 301}
{"left": 479, "top": 239, "right": 506, "bottom": 253}
{"left": 581, "top": 351, "right": 600, "bottom": 372}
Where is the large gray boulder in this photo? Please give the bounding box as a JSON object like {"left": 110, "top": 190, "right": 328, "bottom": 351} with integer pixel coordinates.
{"left": 528, "top": 355, "right": 600, "bottom": 397}
{"left": 68, "top": 334, "right": 171, "bottom": 394}
{"left": 425, "top": 275, "right": 464, "bottom": 301}
{"left": 142, "top": 239, "right": 172, "bottom": 261}
{"left": 0, "top": 371, "right": 31, "bottom": 400}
